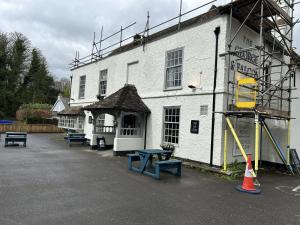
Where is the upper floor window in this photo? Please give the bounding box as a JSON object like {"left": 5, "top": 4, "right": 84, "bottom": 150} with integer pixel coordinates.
{"left": 165, "top": 48, "right": 183, "bottom": 89}
{"left": 99, "top": 70, "right": 107, "bottom": 96}
{"left": 79, "top": 75, "right": 86, "bottom": 99}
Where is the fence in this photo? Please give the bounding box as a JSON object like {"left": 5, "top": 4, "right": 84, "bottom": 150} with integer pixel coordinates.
{"left": 0, "top": 124, "right": 63, "bottom": 133}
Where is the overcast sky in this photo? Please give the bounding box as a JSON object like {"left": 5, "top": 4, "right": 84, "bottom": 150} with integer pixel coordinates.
{"left": 0, "top": 0, "right": 299, "bottom": 79}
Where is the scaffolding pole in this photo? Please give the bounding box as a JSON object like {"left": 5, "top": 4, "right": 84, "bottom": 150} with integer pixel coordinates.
{"left": 287, "top": 119, "right": 291, "bottom": 165}
{"left": 255, "top": 114, "right": 260, "bottom": 172}
{"left": 223, "top": 129, "right": 228, "bottom": 171}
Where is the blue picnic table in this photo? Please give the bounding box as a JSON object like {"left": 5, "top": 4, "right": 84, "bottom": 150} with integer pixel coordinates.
{"left": 4, "top": 132, "right": 27, "bottom": 147}
{"left": 128, "top": 149, "right": 182, "bottom": 179}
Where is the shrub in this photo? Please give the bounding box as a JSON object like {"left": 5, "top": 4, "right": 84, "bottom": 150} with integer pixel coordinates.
{"left": 26, "top": 117, "right": 57, "bottom": 125}
{"left": 160, "top": 143, "right": 175, "bottom": 151}
{"left": 16, "top": 103, "right": 53, "bottom": 122}
{"left": 19, "top": 103, "right": 52, "bottom": 110}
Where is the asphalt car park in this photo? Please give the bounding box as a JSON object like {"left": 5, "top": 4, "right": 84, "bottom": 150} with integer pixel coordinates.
{"left": 0, "top": 133, "right": 299, "bottom": 225}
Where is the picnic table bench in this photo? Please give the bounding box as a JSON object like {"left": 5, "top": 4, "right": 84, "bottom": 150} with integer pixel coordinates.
{"left": 5, "top": 132, "right": 27, "bottom": 147}
{"left": 65, "top": 133, "right": 87, "bottom": 146}
{"left": 128, "top": 149, "right": 182, "bottom": 180}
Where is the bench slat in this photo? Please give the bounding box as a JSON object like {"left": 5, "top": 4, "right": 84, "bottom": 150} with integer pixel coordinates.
{"left": 155, "top": 159, "right": 181, "bottom": 165}
{"left": 154, "top": 159, "right": 182, "bottom": 179}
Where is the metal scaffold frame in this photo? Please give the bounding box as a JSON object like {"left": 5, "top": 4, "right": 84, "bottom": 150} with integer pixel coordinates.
{"left": 221, "top": 0, "right": 298, "bottom": 175}
{"left": 69, "top": 0, "right": 217, "bottom": 69}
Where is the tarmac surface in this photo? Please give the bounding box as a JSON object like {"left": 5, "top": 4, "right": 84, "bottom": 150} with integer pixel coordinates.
{"left": 0, "top": 133, "right": 299, "bottom": 225}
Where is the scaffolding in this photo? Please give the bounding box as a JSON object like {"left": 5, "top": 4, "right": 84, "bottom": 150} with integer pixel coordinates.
{"left": 221, "top": 0, "right": 299, "bottom": 174}
{"left": 69, "top": 0, "right": 217, "bottom": 69}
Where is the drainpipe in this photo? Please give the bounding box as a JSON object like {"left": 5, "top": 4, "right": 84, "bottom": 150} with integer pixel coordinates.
{"left": 210, "top": 26, "right": 220, "bottom": 167}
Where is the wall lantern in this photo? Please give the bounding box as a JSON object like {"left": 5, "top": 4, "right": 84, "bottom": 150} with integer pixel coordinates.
{"left": 188, "top": 84, "right": 202, "bottom": 90}
{"left": 88, "top": 116, "right": 93, "bottom": 124}
{"left": 113, "top": 120, "right": 118, "bottom": 127}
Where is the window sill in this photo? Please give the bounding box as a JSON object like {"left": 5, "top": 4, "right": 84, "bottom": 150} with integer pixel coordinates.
{"left": 163, "top": 87, "right": 182, "bottom": 92}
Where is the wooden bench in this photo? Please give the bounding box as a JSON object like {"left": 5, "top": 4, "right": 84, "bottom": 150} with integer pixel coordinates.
{"left": 5, "top": 132, "right": 27, "bottom": 147}
{"left": 66, "top": 133, "right": 87, "bottom": 146}
{"left": 154, "top": 159, "right": 182, "bottom": 180}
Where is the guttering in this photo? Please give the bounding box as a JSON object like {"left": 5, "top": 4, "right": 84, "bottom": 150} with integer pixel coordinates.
{"left": 210, "top": 26, "right": 220, "bottom": 167}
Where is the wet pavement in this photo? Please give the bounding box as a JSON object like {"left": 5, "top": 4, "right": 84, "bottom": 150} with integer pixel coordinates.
{"left": 0, "top": 133, "right": 299, "bottom": 225}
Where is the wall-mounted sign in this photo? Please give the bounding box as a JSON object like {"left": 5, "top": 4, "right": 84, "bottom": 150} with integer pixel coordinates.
{"left": 190, "top": 120, "right": 199, "bottom": 134}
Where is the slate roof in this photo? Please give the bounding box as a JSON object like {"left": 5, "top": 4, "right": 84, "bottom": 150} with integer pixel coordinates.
{"left": 84, "top": 84, "right": 150, "bottom": 114}
{"left": 60, "top": 97, "right": 69, "bottom": 109}
{"left": 57, "top": 106, "right": 85, "bottom": 116}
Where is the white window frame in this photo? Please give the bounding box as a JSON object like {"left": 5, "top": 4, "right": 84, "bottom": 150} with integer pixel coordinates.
{"left": 200, "top": 105, "right": 209, "bottom": 116}
{"left": 99, "top": 70, "right": 107, "bottom": 97}
{"left": 165, "top": 48, "right": 183, "bottom": 90}
{"left": 95, "top": 114, "right": 106, "bottom": 133}
{"left": 162, "top": 106, "right": 180, "bottom": 145}
{"left": 79, "top": 75, "right": 86, "bottom": 99}
{"left": 58, "top": 116, "right": 84, "bottom": 131}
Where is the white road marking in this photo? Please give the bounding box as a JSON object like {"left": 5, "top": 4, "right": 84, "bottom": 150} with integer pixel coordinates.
{"left": 276, "top": 186, "right": 300, "bottom": 196}
{"left": 292, "top": 185, "right": 300, "bottom": 192}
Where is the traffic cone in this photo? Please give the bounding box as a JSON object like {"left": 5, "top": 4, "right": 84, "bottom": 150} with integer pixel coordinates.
{"left": 236, "top": 155, "right": 261, "bottom": 194}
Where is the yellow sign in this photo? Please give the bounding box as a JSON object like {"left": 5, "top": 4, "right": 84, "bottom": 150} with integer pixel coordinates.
{"left": 235, "top": 73, "right": 257, "bottom": 108}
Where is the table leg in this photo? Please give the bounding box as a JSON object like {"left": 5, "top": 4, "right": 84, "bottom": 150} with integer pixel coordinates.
{"left": 139, "top": 153, "right": 150, "bottom": 173}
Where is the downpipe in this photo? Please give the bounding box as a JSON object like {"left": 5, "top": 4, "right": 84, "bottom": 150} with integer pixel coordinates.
{"left": 210, "top": 26, "right": 220, "bottom": 167}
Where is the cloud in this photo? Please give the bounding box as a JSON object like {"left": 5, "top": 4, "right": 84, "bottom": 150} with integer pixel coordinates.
{"left": 0, "top": 0, "right": 299, "bottom": 79}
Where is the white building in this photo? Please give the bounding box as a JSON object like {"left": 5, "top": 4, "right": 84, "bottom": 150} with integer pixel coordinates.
{"left": 51, "top": 94, "right": 69, "bottom": 118}
{"left": 61, "top": 0, "right": 300, "bottom": 169}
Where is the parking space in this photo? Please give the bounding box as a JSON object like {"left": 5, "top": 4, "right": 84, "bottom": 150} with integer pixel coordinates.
{"left": 0, "top": 133, "right": 299, "bottom": 225}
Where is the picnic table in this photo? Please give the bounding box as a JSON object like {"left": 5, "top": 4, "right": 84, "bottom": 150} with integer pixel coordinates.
{"left": 64, "top": 133, "right": 87, "bottom": 146}
{"left": 5, "top": 132, "right": 27, "bottom": 147}
{"left": 128, "top": 149, "right": 182, "bottom": 179}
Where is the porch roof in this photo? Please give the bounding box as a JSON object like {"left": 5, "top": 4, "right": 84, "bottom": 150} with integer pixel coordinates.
{"left": 84, "top": 84, "right": 151, "bottom": 114}
{"left": 57, "top": 106, "right": 85, "bottom": 116}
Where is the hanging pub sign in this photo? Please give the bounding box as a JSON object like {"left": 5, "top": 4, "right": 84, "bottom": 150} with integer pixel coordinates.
{"left": 190, "top": 120, "right": 199, "bottom": 134}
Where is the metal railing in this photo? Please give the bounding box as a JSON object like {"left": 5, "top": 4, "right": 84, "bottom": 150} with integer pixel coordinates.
{"left": 120, "top": 128, "right": 140, "bottom": 136}
{"left": 95, "top": 126, "right": 116, "bottom": 134}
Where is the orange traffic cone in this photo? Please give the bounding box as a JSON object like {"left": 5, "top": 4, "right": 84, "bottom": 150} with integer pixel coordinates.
{"left": 236, "top": 155, "right": 261, "bottom": 194}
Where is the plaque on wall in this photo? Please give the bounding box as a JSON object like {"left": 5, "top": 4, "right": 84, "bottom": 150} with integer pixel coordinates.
{"left": 190, "top": 120, "right": 199, "bottom": 134}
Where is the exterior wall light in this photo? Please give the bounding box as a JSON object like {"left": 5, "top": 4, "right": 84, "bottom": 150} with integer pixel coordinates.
{"left": 88, "top": 116, "right": 93, "bottom": 124}
{"left": 188, "top": 85, "right": 202, "bottom": 90}
{"left": 113, "top": 120, "right": 118, "bottom": 127}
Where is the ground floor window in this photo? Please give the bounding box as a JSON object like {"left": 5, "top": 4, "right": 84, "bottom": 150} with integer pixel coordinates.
{"left": 163, "top": 107, "right": 180, "bottom": 144}
{"left": 58, "top": 116, "right": 84, "bottom": 130}
{"left": 120, "top": 114, "right": 140, "bottom": 136}
{"left": 95, "top": 114, "right": 105, "bottom": 133}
